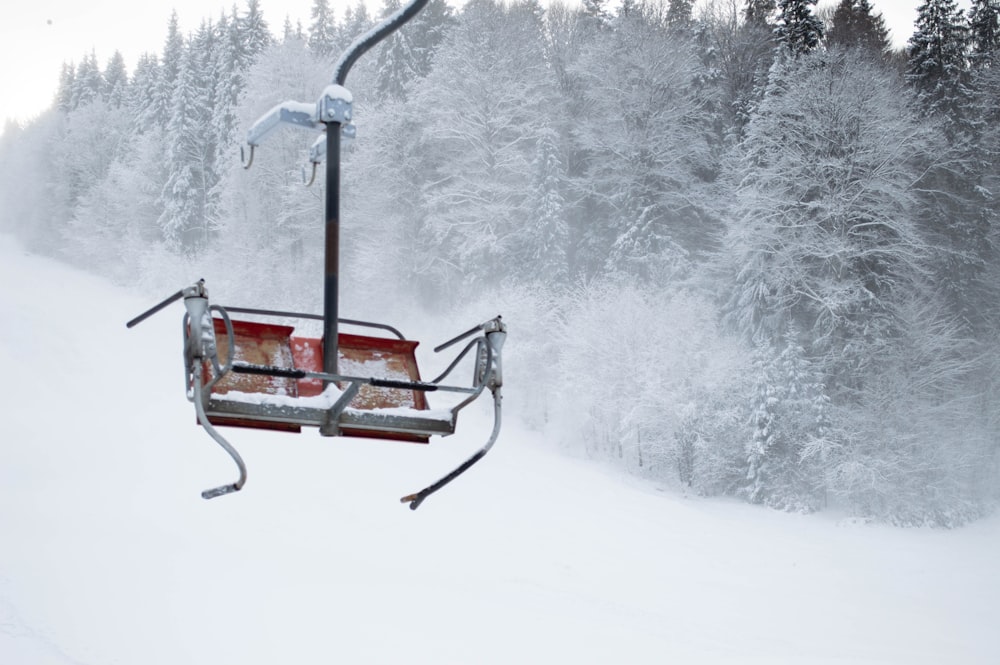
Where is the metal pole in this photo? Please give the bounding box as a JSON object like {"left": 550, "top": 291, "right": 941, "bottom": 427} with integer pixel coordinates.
{"left": 323, "top": 122, "right": 341, "bottom": 382}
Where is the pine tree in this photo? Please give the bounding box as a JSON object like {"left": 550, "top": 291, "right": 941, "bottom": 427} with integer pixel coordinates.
{"left": 72, "top": 51, "right": 104, "bottom": 109}
{"left": 906, "top": 0, "right": 971, "bottom": 119}
{"left": 745, "top": 326, "right": 828, "bottom": 512}
{"left": 340, "top": 0, "right": 373, "bottom": 44}
{"left": 212, "top": 10, "right": 245, "bottom": 166}
{"left": 159, "top": 20, "right": 221, "bottom": 251}
{"left": 307, "top": 0, "right": 337, "bottom": 56}
{"left": 282, "top": 15, "right": 306, "bottom": 43}
{"left": 908, "top": 1, "right": 996, "bottom": 335}
{"left": 103, "top": 51, "right": 129, "bottom": 108}
{"left": 127, "top": 53, "right": 160, "bottom": 131}
{"left": 969, "top": 0, "right": 1000, "bottom": 64}
{"left": 775, "top": 0, "right": 823, "bottom": 56}
{"left": 827, "top": 0, "right": 890, "bottom": 55}
{"left": 374, "top": 0, "right": 416, "bottom": 99}
{"left": 374, "top": 0, "right": 453, "bottom": 101}
{"left": 56, "top": 62, "right": 76, "bottom": 112}
{"left": 241, "top": 0, "right": 273, "bottom": 59}
{"left": 156, "top": 12, "right": 185, "bottom": 127}
{"left": 666, "top": 0, "right": 694, "bottom": 32}
{"left": 525, "top": 128, "right": 569, "bottom": 283}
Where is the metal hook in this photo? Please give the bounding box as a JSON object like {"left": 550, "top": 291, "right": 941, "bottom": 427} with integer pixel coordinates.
{"left": 303, "top": 162, "right": 318, "bottom": 187}
{"left": 240, "top": 144, "right": 255, "bottom": 170}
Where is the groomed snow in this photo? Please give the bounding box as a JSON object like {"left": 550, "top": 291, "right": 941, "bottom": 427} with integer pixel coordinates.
{"left": 1, "top": 234, "right": 998, "bottom": 664}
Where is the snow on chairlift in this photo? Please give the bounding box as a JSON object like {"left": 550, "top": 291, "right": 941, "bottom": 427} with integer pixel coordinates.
{"left": 126, "top": 0, "right": 506, "bottom": 510}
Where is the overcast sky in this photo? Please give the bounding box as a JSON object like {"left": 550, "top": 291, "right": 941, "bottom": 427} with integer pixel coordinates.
{"left": 0, "top": 1, "right": 971, "bottom": 132}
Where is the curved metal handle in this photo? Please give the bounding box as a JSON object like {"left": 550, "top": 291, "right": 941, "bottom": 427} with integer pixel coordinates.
{"left": 191, "top": 357, "right": 247, "bottom": 500}
{"left": 400, "top": 386, "right": 502, "bottom": 510}
{"left": 240, "top": 144, "right": 255, "bottom": 170}
{"left": 303, "top": 162, "right": 318, "bottom": 187}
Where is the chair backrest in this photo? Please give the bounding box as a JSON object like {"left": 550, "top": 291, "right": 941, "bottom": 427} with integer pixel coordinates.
{"left": 207, "top": 317, "right": 432, "bottom": 442}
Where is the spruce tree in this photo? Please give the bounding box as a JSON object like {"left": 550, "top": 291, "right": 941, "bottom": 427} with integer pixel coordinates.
{"left": 159, "top": 20, "right": 221, "bottom": 251}
{"left": 156, "top": 12, "right": 185, "bottom": 127}
{"left": 241, "top": 0, "right": 273, "bottom": 60}
{"left": 56, "top": 62, "right": 76, "bottom": 112}
{"left": 525, "top": 128, "right": 569, "bottom": 284}
{"left": 127, "top": 53, "right": 160, "bottom": 131}
{"left": 666, "top": 0, "right": 694, "bottom": 31}
{"left": 212, "top": 10, "right": 245, "bottom": 166}
{"left": 308, "top": 0, "right": 338, "bottom": 56}
{"left": 908, "top": 2, "right": 993, "bottom": 335}
{"left": 969, "top": 0, "right": 1000, "bottom": 64}
{"left": 827, "top": 0, "right": 890, "bottom": 55}
{"left": 906, "top": 0, "right": 971, "bottom": 119}
{"left": 775, "top": 0, "right": 824, "bottom": 56}
{"left": 341, "top": 0, "right": 374, "bottom": 44}
{"left": 745, "top": 326, "right": 828, "bottom": 512}
{"left": 374, "top": 0, "right": 453, "bottom": 101}
{"left": 72, "top": 51, "right": 103, "bottom": 109}
{"left": 103, "top": 51, "right": 129, "bottom": 108}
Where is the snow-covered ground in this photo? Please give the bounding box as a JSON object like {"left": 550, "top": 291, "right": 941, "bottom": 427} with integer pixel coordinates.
{"left": 1, "top": 234, "right": 998, "bottom": 665}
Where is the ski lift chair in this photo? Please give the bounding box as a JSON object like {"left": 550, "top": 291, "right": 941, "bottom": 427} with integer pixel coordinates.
{"left": 126, "top": 0, "right": 505, "bottom": 510}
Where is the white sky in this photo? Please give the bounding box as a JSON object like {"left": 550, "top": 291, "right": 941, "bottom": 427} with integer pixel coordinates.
{"left": 0, "top": 1, "right": 972, "bottom": 132}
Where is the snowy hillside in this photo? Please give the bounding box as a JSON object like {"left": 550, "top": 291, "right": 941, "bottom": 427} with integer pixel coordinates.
{"left": 1, "top": 234, "right": 999, "bottom": 665}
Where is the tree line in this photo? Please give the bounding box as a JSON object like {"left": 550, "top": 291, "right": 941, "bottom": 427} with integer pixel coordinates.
{"left": 1, "top": 0, "right": 998, "bottom": 526}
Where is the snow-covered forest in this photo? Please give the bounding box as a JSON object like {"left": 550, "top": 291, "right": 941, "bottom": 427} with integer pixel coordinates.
{"left": 1, "top": 0, "right": 999, "bottom": 527}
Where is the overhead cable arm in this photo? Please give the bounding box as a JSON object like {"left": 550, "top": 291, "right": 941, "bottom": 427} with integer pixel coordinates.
{"left": 332, "top": 0, "right": 432, "bottom": 86}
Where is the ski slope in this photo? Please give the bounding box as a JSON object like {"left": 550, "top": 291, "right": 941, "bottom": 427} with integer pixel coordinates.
{"left": 1, "top": 234, "right": 998, "bottom": 665}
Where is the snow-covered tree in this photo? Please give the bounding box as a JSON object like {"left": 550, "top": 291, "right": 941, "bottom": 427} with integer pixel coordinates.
{"left": 700, "top": 0, "right": 777, "bottom": 138}
{"left": 374, "top": 0, "right": 453, "bottom": 101}
{"left": 522, "top": 127, "right": 569, "bottom": 283}
{"left": 240, "top": 0, "right": 273, "bottom": 59}
{"left": 831, "top": 295, "right": 992, "bottom": 526}
{"left": 744, "top": 0, "right": 776, "bottom": 24}
{"left": 826, "top": 0, "right": 890, "bottom": 55}
{"left": 775, "top": 0, "right": 824, "bottom": 56}
{"left": 907, "top": 2, "right": 993, "bottom": 334}
{"left": 159, "top": 21, "right": 221, "bottom": 250}
{"left": 907, "top": 0, "right": 971, "bottom": 120}
{"left": 666, "top": 0, "right": 695, "bottom": 31}
{"left": 719, "top": 50, "right": 930, "bottom": 391}
{"left": 127, "top": 53, "right": 160, "bottom": 130}
{"left": 0, "top": 114, "right": 66, "bottom": 251}
{"left": 571, "top": 1, "right": 715, "bottom": 279}
{"left": 581, "top": 0, "right": 613, "bottom": 28}
{"left": 968, "top": 0, "right": 1000, "bottom": 64}
{"left": 103, "top": 51, "right": 129, "bottom": 108}
{"left": 307, "top": 0, "right": 338, "bottom": 56}
{"left": 155, "top": 12, "right": 185, "bottom": 126}
{"left": 55, "top": 63, "right": 76, "bottom": 112}
{"left": 744, "top": 326, "right": 830, "bottom": 512}
{"left": 406, "top": 0, "right": 558, "bottom": 291}
{"left": 72, "top": 51, "right": 104, "bottom": 109}
{"left": 340, "top": 0, "right": 374, "bottom": 44}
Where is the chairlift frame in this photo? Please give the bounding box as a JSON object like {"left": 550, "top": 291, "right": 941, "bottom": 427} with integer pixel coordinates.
{"left": 127, "top": 0, "right": 506, "bottom": 510}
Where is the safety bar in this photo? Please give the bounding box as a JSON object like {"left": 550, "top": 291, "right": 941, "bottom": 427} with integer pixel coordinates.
{"left": 220, "top": 305, "right": 407, "bottom": 340}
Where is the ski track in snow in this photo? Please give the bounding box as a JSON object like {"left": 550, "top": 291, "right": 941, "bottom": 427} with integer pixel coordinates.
{"left": 1, "top": 233, "right": 999, "bottom": 665}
